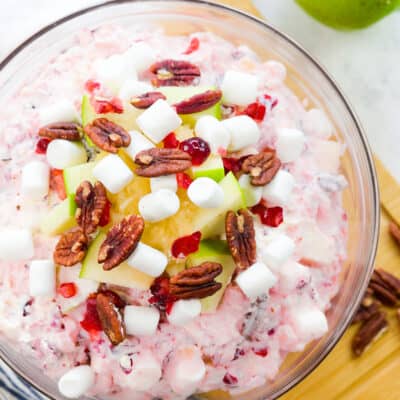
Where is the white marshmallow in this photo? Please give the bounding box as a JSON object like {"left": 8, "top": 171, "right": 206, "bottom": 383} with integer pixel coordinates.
{"left": 166, "top": 346, "right": 206, "bottom": 395}
{"left": 187, "top": 177, "right": 224, "bottom": 208}
{"left": 46, "top": 140, "right": 87, "bottom": 170}
{"left": 21, "top": 161, "right": 49, "bottom": 200}
{"left": 39, "top": 100, "right": 78, "bottom": 126}
{"left": 279, "top": 261, "right": 311, "bottom": 292}
{"left": 261, "top": 234, "right": 295, "bottom": 271}
{"left": 136, "top": 99, "right": 182, "bottom": 143}
{"left": 124, "top": 130, "right": 155, "bottom": 160}
{"left": 150, "top": 175, "right": 177, "bottom": 193}
{"left": 221, "top": 70, "right": 259, "bottom": 106}
{"left": 168, "top": 299, "right": 202, "bottom": 327}
{"left": 276, "top": 128, "right": 305, "bottom": 163}
{"left": 58, "top": 365, "right": 95, "bottom": 399}
{"left": 236, "top": 262, "right": 277, "bottom": 300}
{"left": 0, "top": 229, "right": 34, "bottom": 261}
{"left": 127, "top": 242, "right": 168, "bottom": 277}
{"left": 93, "top": 154, "right": 133, "bottom": 194}
{"left": 118, "top": 79, "right": 153, "bottom": 102}
{"left": 29, "top": 260, "right": 56, "bottom": 297}
{"left": 222, "top": 115, "right": 260, "bottom": 151}
{"left": 263, "top": 170, "right": 295, "bottom": 205}
{"left": 239, "top": 174, "right": 263, "bottom": 207}
{"left": 313, "top": 139, "right": 342, "bottom": 174}
{"left": 138, "top": 189, "right": 180, "bottom": 222}
{"left": 124, "top": 42, "right": 156, "bottom": 74}
{"left": 194, "top": 116, "right": 231, "bottom": 153}
{"left": 124, "top": 306, "right": 160, "bottom": 336}
{"left": 290, "top": 306, "right": 328, "bottom": 341}
{"left": 128, "top": 351, "right": 162, "bottom": 391}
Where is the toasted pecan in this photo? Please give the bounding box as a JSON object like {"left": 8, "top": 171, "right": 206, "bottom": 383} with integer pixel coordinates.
{"left": 241, "top": 151, "right": 281, "bottom": 186}
{"left": 54, "top": 228, "right": 88, "bottom": 266}
{"left": 149, "top": 59, "right": 201, "bottom": 87}
{"left": 39, "top": 122, "right": 81, "bottom": 141}
{"left": 174, "top": 90, "right": 222, "bottom": 114}
{"left": 130, "top": 91, "right": 166, "bottom": 109}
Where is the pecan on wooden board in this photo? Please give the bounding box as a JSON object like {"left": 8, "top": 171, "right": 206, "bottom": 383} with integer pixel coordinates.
{"left": 84, "top": 118, "right": 131, "bottom": 153}
{"left": 39, "top": 122, "right": 81, "bottom": 141}
{"left": 389, "top": 221, "right": 400, "bottom": 246}
{"left": 75, "top": 181, "right": 108, "bottom": 234}
{"left": 98, "top": 215, "right": 144, "bottom": 271}
{"left": 174, "top": 90, "right": 222, "bottom": 114}
{"left": 169, "top": 262, "right": 223, "bottom": 300}
{"left": 135, "top": 148, "right": 192, "bottom": 177}
{"left": 241, "top": 151, "right": 281, "bottom": 186}
{"left": 149, "top": 59, "right": 201, "bottom": 87}
{"left": 352, "top": 299, "right": 381, "bottom": 324}
{"left": 54, "top": 228, "right": 88, "bottom": 266}
{"left": 368, "top": 269, "right": 400, "bottom": 306}
{"left": 130, "top": 91, "right": 167, "bottom": 109}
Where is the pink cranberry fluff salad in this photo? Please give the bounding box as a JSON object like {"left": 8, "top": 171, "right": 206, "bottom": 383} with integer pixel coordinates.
{"left": 0, "top": 25, "right": 348, "bottom": 400}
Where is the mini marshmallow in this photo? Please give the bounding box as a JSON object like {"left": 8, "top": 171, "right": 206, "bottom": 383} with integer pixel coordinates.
{"left": 93, "top": 154, "right": 133, "bottom": 194}
{"left": 0, "top": 229, "right": 34, "bottom": 261}
{"left": 261, "top": 234, "right": 295, "bottom": 271}
{"left": 166, "top": 346, "right": 206, "bottom": 395}
{"left": 236, "top": 262, "right": 277, "bottom": 300}
{"left": 21, "top": 161, "right": 49, "bottom": 200}
{"left": 128, "top": 351, "right": 162, "bottom": 391}
{"left": 58, "top": 365, "right": 95, "bottom": 399}
{"left": 279, "top": 261, "right": 311, "bottom": 292}
{"left": 290, "top": 306, "right": 328, "bottom": 341}
{"left": 263, "top": 170, "right": 295, "bottom": 205}
{"left": 194, "top": 116, "right": 231, "bottom": 153}
{"left": 46, "top": 139, "right": 87, "bottom": 170}
{"left": 127, "top": 242, "right": 168, "bottom": 277}
{"left": 124, "top": 42, "right": 156, "bottom": 74}
{"left": 29, "top": 260, "right": 55, "bottom": 297}
{"left": 221, "top": 70, "right": 259, "bottom": 106}
{"left": 168, "top": 299, "right": 202, "bottom": 327}
{"left": 137, "top": 99, "right": 182, "bottom": 143}
{"left": 276, "top": 128, "right": 305, "bottom": 163}
{"left": 39, "top": 100, "right": 78, "bottom": 126}
{"left": 150, "top": 175, "right": 177, "bottom": 193}
{"left": 138, "top": 189, "right": 180, "bottom": 222}
{"left": 239, "top": 174, "right": 263, "bottom": 207}
{"left": 187, "top": 177, "right": 224, "bottom": 209}
{"left": 124, "top": 306, "right": 160, "bottom": 336}
{"left": 222, "top": 115, "right": 260, "bottom": 151}
{"left": 124, "top": 130, "right": 155, "bottom": 160}
{"left": 118, "top": 79, "right": 153, "bottom": 102}
{"left": 313, "top": 139, "right": 342, "bottom": 174}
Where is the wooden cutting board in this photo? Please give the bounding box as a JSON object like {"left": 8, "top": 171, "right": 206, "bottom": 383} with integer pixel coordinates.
{"left": 215, "top": 1, "right": 400, "bottom": 398}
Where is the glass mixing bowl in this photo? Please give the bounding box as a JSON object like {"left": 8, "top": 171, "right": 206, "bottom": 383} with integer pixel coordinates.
{"left": 0, "top": 1, "right": 379, "bottom": 399}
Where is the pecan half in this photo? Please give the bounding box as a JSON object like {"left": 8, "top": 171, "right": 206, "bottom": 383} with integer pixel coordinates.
{"left": 130, "top": 91, "right": 167, "bottom": 109}
{"left": 352, "top": 294, "right": 381, "bottom": 324}
{"left": 150, "top": 59, "right": 201, "bottom": 87}
{"left": 351, "top": 311, "right": 388, "bottom": 357}
{"left": 226, "top": 209, "right": 256, "bottom": 272}
{"left": 241, "top": 151, "right": 281, "bottom": 186}
{"left": 54, "top": 228, "right": 88, "bottom": 266}
{"left": 368, "top": 269, "right": 400, "bottom": 306}
{"left": 389, "top": 221, "right": 400, "bottom": 246}
{"left": 135, "top": 148, "right": 192, "bottom": 177}
{"left": 98, "top": 215, "right": 144, "bottom": 270}
{"left": 39, "top": 122, "right": 81, "bottom": 141}
{"left": 96, "top": 291, "right": 126, "bottom": 345}
{"left": 169, "top": 262, "right": 223, "bottom": 300}
{"left": 75, "top": 181, "right": 108, "bottom": 234}
{"left": 174, "top": 90, "right": 222, "bottom": 114}
{"left": 84, "top": 118, "right": 131, "bottom": 153}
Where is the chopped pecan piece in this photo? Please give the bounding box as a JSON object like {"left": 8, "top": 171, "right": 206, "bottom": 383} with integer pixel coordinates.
{"left": 369, "top": 269, "right": 400, "bottom": 306}
{"left": 150, "top": 59, "right": 201, "bottom": 87}
{"left": 98, "top": 215, "right": 144, "bottom": 270}
{"left": 75, "top": 181, "right": 108, "bottom": 234}
{"left": 352, "top": 298, "right": 381, "bottom": 324}
{"left": 174, "top": 90, "right": 222, "bottom": 114}
{"left": 39, "top": 122, "right": 81, "bottom": 141}
{"left": 374, "top": 269, "right": 400, "bottom": 297}
{"left": 54, "top": 228, "right": 88, "bottom": 266}
{"left": 169, "top": 262, "right": 223, "bottom": 300}
{"left": 241, "top": 151, "right": 281, "bottom": 186}
{"left": 226, "top": 209, "right": 256, "bottom": 272}
{"left": 84, "top": 118, "right": 130, "bottom": 153}
{"left": 96, "top": 291, "right": 126, "bottom": 345}
{"left": 389, "top": 221, "right": 400, "bottom": 246}
{"left": 130, "top": 91, "right": 167, "bottom": 109}
{"left": 351, "top": 311, "right": 388, "bottom": 357}
{"left": 135, "top": 148, "right": 192, "bottom": 177}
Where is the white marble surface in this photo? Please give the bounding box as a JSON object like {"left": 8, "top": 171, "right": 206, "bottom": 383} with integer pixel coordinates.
{"left": 0, "top": 0, "right": 399, "bottom": 179}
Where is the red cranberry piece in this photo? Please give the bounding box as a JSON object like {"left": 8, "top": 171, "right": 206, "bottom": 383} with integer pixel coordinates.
{"left": 253, "top": 347, "right": 268, "bottom": 357}
{"left": 223, "top": 373, "right": 238, "bottom": 385}
{"left": 251, "top": 203, "right": 283, "bottom": 228}
{"left": 58, "top": 283, "right": 77, "bottom": 299}
{"left": 267, "top": 328, "right": 276, "bottom": 336}
{"left": 222, "top": 157, "right": 241, "bottom": 175}
{"left": 233, "top": 348, "right": 245, "bottom": 360}
{"left": 91, "top": 96, "right": 124, "bottom": 114}
{"left": 176, "top": 172, "right": 193, "bottom": 189}
{"left": 163, "top": 132, "right": 180, "bottom": 149}
{"left": 171, "top": 231, "right": 202, "bottom": 259}
{"left": 80, "top": 296, "right": 102, "bottom": 334}
{"left": 85, "top": 79, "right": 101, "bottom": 93}
{"left": 35, "top": 138, "right": 51, "bottom": 154}
{"left": 149, "top": 277, "right": 175, "bottom": 313}
{"left": 183, "top": 37, "right": 200, "bottom": 55}
{"left": 180, "top": 137, "right": 210, "bottom": 166}
{"left": 243, "top": 102, "right": 266, "bottom": 122}
{"left": 50, "top": 169, "right": 67, "bottom": 200}
{"left": 99, "top": 200, "right": 111, "bottom": 227}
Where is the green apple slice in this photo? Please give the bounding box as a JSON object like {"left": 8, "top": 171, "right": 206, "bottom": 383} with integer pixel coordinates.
{"left": 80, "top": 232, "right": 154, "bottom": 290}
{"left": 40, "top": 194, "right": 77, "bottom": 236}
{"left": 187, "top": 240, "right": 235, "bottom": 313}
{"left": 192, "top": 155, "right": 225, "bottom": 182}
{"left": 63, "top": 161, "right": 96, "bottom": 196}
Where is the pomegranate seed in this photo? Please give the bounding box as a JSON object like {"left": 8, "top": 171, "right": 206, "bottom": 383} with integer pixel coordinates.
{"left": 183, "top": 37, "right": 200, "bottom": 55}
{"left": 176, "top": 172, "right": 193, "bottom": 189}
{"left": 242, "top": 102, "right": 266, "bottom": 122}
{"left": 91, "top": 96, "right": 124, "bottom": 114}
{"left": 251, "top": 203, "right": 283, "bottom": 228}
{"left": 50, "top": 169, "right": 67, "bottom": 200}
{"left": 268, "top": 328, "right": 276, "bottom": 336}
{"left": 253, "top": 347, "right": 268, "bottom": 357}
{"left": 85, "top": 79, "right": 101, "bottom": 93}
{"left": 179, "top": 137, "right": 210, "bottom": 166}
{"left": 149, "top": 277, "right": 175, "bottom": 313}
{"left": 58, "top": 282, "right": 77, "bottom": 298}
{"left": 163, "top": 132, "right": 180, "bottom": 149}
{"left": 223, "top": 373, "right": 238, "bottom": 385}
{"left": 35, "top": 138, "right": 51, "bottom": 154}
{"left": 99, "top": 200, "right": 111, "bottom": 227}
{"left": 80, "top": 296, "right": 102, "bottom": 334}
{"left": 171, "top": 231, "right": 202, "bottom": 258}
